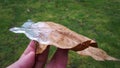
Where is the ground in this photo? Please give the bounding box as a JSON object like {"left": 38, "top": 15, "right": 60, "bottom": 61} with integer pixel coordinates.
{"left": 0, "top": 0, "right": 120, "bottom": 68}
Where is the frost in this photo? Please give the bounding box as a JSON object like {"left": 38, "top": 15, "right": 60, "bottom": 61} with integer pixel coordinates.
{"left": 9, "top": 20, "right": 51, "bottom": 44}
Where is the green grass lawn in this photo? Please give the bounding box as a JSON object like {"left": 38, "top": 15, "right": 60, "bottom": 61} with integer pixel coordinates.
{"left": 0, "top": 0, "right": 120, "bottom": 68}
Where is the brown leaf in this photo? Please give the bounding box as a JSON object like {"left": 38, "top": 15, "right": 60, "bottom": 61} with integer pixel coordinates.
{"left": 32, "top": 22, "right": 119, "bottom": 61}
{"left": 46, "top": 22, "right": 97, "bottom": 49}
{"left": 77, "top": 46, "right": 120, "bottom": 61}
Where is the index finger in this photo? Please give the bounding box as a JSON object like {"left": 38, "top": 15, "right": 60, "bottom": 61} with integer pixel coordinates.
{"left": 21, "top": 40, "right": 36, "bottom": 58}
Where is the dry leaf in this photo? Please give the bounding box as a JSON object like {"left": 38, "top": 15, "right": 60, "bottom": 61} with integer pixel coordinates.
{"left": 9, "top": 20, "right": 119, "bottom": 61}
{"left": 77, "top": 46, "right": 119, "bottom": 61}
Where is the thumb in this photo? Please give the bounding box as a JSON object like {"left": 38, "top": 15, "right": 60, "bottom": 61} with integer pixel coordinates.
{"left": 7, "top": 51, "right": 35, "bottom": 68}
{"left": 18, "top": 51, "right": 35, "bottom": 68}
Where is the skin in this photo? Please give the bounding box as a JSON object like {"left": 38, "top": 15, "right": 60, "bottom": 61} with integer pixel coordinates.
{"left": 7, "top": 41, "right": 68, "bottom": 68}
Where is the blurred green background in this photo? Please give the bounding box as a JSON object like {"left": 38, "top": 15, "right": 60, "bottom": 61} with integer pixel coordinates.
{"left": 0, "top": 0, "right": 120, "bottom": 68}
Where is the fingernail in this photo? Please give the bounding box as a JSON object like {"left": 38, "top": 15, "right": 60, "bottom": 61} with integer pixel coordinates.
{"left": 29, "top": 40, "right": 36, "bottom": 47}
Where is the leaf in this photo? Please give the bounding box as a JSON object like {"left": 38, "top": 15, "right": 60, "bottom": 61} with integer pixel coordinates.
{"left": 10, "top": 20, "right": 120, "bottom": 61}
{"left": 77, "top": 46, "right": 120, "bottom": 61}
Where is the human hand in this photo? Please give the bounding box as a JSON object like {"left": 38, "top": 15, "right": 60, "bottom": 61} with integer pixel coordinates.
{"left": 7, "top": 41, "right": 68, "bottom": 68}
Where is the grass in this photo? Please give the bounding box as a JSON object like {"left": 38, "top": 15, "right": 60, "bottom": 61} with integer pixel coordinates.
{"left": 0, "top": 0, "right": 120, "bottom": 68}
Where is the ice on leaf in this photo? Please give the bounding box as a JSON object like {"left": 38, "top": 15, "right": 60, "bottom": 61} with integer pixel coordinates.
{"left": 9, "top": 20, "right": 51, "bottom": 44}
{"left": 9, "top": 20, "right": 120, "bottom": 61}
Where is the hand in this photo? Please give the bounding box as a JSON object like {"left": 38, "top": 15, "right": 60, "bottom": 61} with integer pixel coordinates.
{"left": 7, "top": 41, "right": 68, "bottom": 68}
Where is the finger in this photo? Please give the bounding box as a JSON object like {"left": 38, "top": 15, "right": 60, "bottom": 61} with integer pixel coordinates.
{"left": 46, "top": 48, "right": 69, "bottom": 68}
{"left": 7, "top": 51, "right": 35, "bottom": 68}
{"left": 21, "top": 40, "right": 36, "bottom": 58}
{"left": 18, "top": 51, "right": 35, "bottom": 68}
{"left": 34, "top": 46, "right": 50, "bottom": 68}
